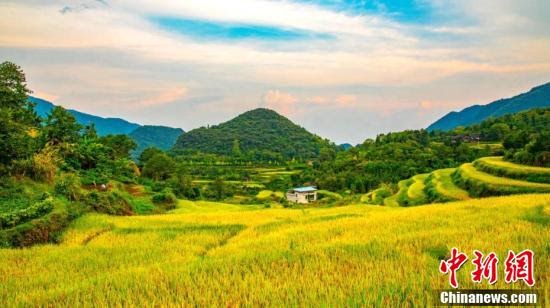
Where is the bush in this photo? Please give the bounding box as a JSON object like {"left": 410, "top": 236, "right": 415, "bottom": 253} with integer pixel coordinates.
{"left": 0, "top": 199, "right": 71, "bottom": 248}
{"left": 54, "top": 173, "right": 82, "bottom": 201}
{"left": 0, "top": 198, "right": 54, "bottom": 229}
{"left": 152, "top": 189, "right": 177, "bottom": 209}
{"left": 84, "top": 191, "right": 134, "bottom": 215}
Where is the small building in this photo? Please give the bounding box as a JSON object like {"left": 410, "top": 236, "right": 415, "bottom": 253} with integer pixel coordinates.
{"left": 286, "top": 186, "right": 318, "bottom": 204}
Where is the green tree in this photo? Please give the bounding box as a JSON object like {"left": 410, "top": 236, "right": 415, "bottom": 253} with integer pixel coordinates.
{"left": 139, "top": 147, "right": 163, "bottom": 166}
{"left": 142, "top": 153, "right": 176, "bottom": 181}
{"left": 100, "top": 134, "right": 137, "bottom": 160}
{"left": 42, "top": 106, "right": 82, "bottom": 145}
{"left": 0, "top": 61, "right": 39, "bottom": 173}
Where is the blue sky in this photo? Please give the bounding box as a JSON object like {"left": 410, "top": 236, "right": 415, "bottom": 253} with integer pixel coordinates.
{"left": 0, "top": 0, "right": 549, "bottom": 143}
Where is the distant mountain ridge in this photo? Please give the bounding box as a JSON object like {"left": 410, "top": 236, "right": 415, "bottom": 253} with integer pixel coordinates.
{"left": 173, "top": 108, "right": 333, "bottom": 161}
{"left": 427, "top": 82, "right": 550, "bottom": 131}
{"left": 30, "top": 96, "right": 184, "bottom": 154}
{"left": 30, "top": 96, "right": 140, "bottom": 136}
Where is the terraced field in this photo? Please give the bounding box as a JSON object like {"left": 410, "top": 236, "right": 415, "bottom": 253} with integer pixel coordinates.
{"left": 1, "top": 195, "right": 548, "bottom": 306}
{"left": 380, "top": 157, "right": 550, "bottom": 206}
{"left": 426, "top": 169, "right": 470, "bottom": 202}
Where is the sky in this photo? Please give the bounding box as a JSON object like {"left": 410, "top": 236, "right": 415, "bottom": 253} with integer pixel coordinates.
{"left": 1, "top": 0, "right": 549, "bottom": 144}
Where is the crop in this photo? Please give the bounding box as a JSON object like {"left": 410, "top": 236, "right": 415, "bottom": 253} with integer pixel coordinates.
{"left": 0, "top": 194, "right": 548, "bottom": 306}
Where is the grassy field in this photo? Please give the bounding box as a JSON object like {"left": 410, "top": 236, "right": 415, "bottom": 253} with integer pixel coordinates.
{"left": 0, "top": 194, "right": 548, "bottom": 306}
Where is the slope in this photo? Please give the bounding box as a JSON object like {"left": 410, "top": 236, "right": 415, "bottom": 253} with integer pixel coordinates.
{"left": 129, "top": 125, "right": 184, "bottom": 154}
{"left": 173, "top": 108, "right": 332, "bottom": 161}
{"left": 30, "top": 96, "right": 140, "bottom": 136}
{"left": 428, "top": 82, "right": 550, "bottom": 131}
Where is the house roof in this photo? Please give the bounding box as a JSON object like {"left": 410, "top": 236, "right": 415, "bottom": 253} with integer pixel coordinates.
{"left": 292, "top": 186, "right": 317, "bottom": 193}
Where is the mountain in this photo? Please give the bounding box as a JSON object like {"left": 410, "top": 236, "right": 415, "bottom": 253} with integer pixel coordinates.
{"left": 129, "top": 125, "right": 184, "bottom": 154}
{"left": 30, "top": 96, "right": 140, "bottom": 136}
{"left": 30, "top": 96, "right": 183, "bottom": 155}
{"left": 172, "top": 108, "right": 332, "bottom": 161}
{"left": 427, "top": 82, "right": 550, "bottom": 131}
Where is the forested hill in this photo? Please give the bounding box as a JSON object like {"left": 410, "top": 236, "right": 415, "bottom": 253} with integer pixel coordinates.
{"left": 428, "top": 82, "right": 550, "bottom": 131}
{"left": 129, "top": 125, "right": 184, "bottom": 154}
{"left": 30, "top": 96, "right": 140, "bottom": 136}
{"left": 172, "top": 108, "right": 333, "bottom": 161}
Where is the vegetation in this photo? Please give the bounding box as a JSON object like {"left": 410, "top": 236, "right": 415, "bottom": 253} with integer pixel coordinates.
{"left": 428, "top": 82, "right": 550, "bottom": 131}
{"left": 424, "top": 169, "right": 470, "bottom": 202}
{"left": 173, "top": 108, "right": 334, "bottom": 162}
{"left": 129, "top": 125, "right": 184, "bottom": 156}
{"left": 0, "top": 195, "right": 547, "bottom": 306}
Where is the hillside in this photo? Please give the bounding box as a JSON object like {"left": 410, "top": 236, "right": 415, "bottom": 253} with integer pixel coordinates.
{"left": 129, "top": 125, "right": 184, "bottom": 154}
{"left": 428, "top": 82, "right": 550, "bottom": 131}
{"left": 173, "top": 108, "right": 332, "bottom": 161}
{"left": 363, "top": 156, "right": 550, "bottom": 206}
{"left": 30, "top": 96, "right": 140, "bottom": 136}
{"left": 30, "top": 96, "right": 184, "bottom": 155}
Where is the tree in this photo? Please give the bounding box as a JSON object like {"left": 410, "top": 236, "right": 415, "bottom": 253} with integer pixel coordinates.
{"left": 42, "top": 106, "right": 82, "bottom": 145}
{"left": 100, "top": 134, "right": 136, "bottom": 160}
{"left": 142, "top": 153, "right": 176, "bottom": 181}
{"left": 139, "top": 147, "right": 164, "bottom": 166}
{"left": 0, "top": 61, "right": 39, "bottom": 173}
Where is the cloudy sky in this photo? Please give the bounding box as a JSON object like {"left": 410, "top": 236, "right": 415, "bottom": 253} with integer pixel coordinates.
{"left": 1, "top": 0, "right": 549, "bottom": 144}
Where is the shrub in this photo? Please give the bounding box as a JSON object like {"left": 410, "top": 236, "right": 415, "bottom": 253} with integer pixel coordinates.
{"left": 0, "top": 198, "right": 54, "bottom": 229}
{"left": 54, "top": 173, "right": 82, "bottom": 201}
{"left": 84, "top": 191, "right": 134, "bottom": 215}
{"left": 152, "top": 188, "right": 177, "bottom": 209}
{"left": 0, "top": 199, "right": 71, "bottom": 248}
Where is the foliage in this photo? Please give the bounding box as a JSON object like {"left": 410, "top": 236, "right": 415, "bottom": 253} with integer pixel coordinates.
{"left": 173, "top": 108, "right": 334, "bottom": 162}
{"left": 54, "top": 173, "right": 82, "bottom": 201}
{"left": 84, "top": 191, "right": 134, "bottom": 216}
{"left": 142, "top": 152, "right": 176, "bottom": 181}
{"left": 129, "top": 125, "right": 184, "bottom": 156}
{"left": 0, "top": 198, "right": 54, "bottom": 229}
{"left": 0, "top": 61, "right": 39, "bottom": 174}
{"left": 151, "top": 188, "right": 177, "bottom": 210}
{"left": 41, "top": 106, "right": 83, "bottom": 145}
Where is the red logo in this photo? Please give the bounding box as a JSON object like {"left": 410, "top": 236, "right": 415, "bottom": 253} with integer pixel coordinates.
{"left": 439, "top": 248, "right": 535, "bottom": 288}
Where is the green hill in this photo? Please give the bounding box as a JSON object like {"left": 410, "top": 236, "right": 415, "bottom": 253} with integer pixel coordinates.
{"left": 172, "top": 108, "right": 332, "bottom": 161}
{"left": 129, "top": 125, "right": 184, "bottom": 154}
{"left": 428, "top": 82, "right": 550, "bottom": 131}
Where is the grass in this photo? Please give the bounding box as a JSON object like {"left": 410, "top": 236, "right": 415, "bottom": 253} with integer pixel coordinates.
{"left": 454, "top": 163, "right": 550, "bottom": 197}
{"left": 426, "top": 168, "right": 470, "bottom": 202}
{"left": 0, "top": 194, "right": 548, "bottom": 306}
{"left": 474, "top": 156, "right": 550, "bottom": 183}
{"left": 406, "top": 174, "right": 429, "bottom": 205}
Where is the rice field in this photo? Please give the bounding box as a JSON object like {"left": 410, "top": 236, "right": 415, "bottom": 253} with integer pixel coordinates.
{"left": 383, "top": 179, "right": 412, "bottom": 206}
{"left": 1, "top": 194, "right": 548, "bottom": 306}
{"left": 383, "top": 157, "right": 550, "bottom": 206}
{"left": 429, "top": 168, "right": 470, "bottom": 201}
{"left": 406, "top": 174, "right": 429, "bottom": 204}
{"left": 474, "top": 157, "right": 550, "bottom": 183}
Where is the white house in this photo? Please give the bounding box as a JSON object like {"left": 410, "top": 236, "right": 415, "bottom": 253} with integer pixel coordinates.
{"left": 286, "top": 186, "right": 318, "bottom": 204}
